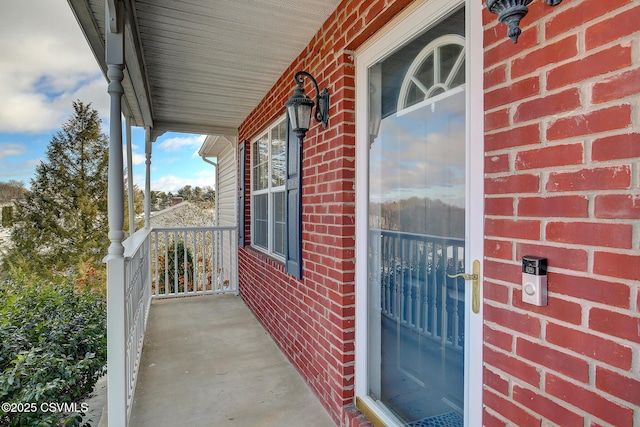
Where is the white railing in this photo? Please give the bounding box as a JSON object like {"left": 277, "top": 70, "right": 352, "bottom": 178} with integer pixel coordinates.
{"left": 115, "top": 225, "right": 238, "bottom": 424}
{"left": 122, "top": 228, "right": 153, "bottom": 420}
{"left": 370, "top": 229, "right": 466, "bottom": 351}
{"left": 151, "top": 226, "right": 238, "bottom": 298}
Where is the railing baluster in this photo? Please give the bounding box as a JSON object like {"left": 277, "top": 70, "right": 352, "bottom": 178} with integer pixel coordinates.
{"left": 163, "top": 232, "right": 168, "bottom": 296}
{"left": 415, "top": 240, "right": 421, "bottom": 333}
{"left": 204, "top": 230, "right": 209, "bottom": 292}
{"left": 391, "top": 234, "right": 397, "bottom": 320}
{"left": 399, "top": 236, "right": 403, "bottom": 322}
{"left": 202, "top": 230, "right": 206, "bottom": 292}
{"left": 221, "top": 229, "right": 227, "bottom": 291}
{"left": 385, "top": 235, "right": 391, "bottom": 315}
{"left": 146, "top": 226, "right": 237, "bottom": 298}
{"left": 181, "top": 230, "right": 186, "bottom": 294}
{"left": 407, "top": 239, "right": 413, "bottom": 327}
{"left": 422, "top": 242, "right": 429, "bottom": 334}
{"left": 232, "top": 229, "right": 238, "bottom": 294}
{"left": 431, "top": 244, "right": 438, "bottom": 339}
{"left": 440, "top": 243, "right": 448, "bottom": 346}
{"left": 376, "top": 234, "right": 385, "bottom": 315}
{"left": 207, "top": 229, "right": 212, "bottom": 291}
{"left": 388, "top": 234, "right": 393, "bottom": 318}
{"left": 370, "top": 230, "right": 464, "bottom": 353}
{"left": 191, "top": 230, "right": 196, "bottom": 293}
{"left": 172, "top": 231, "right": 177, "bottom": 294}
{"left": 153, "top": 232, "right": 158, "bottom": 297}
{"left": 452, "top": 244, "right": 460, "bottom": 348}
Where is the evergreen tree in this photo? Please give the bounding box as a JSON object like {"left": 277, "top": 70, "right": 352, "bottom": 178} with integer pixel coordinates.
{"left": 177, "top": 185, "right": 192, "bottom": 200}
{"left": 4, "top": 101, "right": 109, "bottom": 277}
{"left": 123, "top": 171, "right": 145, "bottom": 234}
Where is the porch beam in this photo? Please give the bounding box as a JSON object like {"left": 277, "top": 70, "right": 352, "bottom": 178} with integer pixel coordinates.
{"left": 154, "top": 120, "right": 238, "bottom": 138}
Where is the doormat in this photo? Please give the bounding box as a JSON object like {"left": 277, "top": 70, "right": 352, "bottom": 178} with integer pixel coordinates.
{"left": 407, "top": 411, "right": 463, "bottom": 427}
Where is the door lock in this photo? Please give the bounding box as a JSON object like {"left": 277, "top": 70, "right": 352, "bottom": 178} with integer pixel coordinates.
{"left": 447, "top": 260, "right": 481, "bottom": 314}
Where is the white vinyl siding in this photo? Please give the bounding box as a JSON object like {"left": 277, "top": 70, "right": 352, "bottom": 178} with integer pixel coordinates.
{"left": 216, "top": 143, "right": 237, "bottom": 227}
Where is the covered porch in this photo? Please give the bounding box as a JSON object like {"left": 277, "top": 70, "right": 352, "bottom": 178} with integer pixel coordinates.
{"left": 66, "top": 0, "right": 343, "bottom": 425}
{"left": 125, "top": 294, "right": 333, "bottom": 427}
{"left": 97, "top": 222, "right": 335, "bottom": 425}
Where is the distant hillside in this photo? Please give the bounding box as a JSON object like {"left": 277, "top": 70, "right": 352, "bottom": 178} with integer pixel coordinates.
{"left": 370, "top": 197, "right": 465, "bottom": 239}
{"left": 0, "top": 181, "right": 27, "bottom": 203}
{"left": 149, "top": 201, "right": 215, "bottom": 228}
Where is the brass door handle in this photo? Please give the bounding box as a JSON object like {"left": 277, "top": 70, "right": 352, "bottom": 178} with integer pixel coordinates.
{"left": 447, "top": 272, "right": 478, "bottom": 281}
{"left": 447, "top": 260, "right": 481, "bottom": 314}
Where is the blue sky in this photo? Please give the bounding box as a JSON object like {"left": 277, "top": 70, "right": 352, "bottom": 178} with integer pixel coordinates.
{"left": 0, "top": 1, "right": 215, "bottom": 193}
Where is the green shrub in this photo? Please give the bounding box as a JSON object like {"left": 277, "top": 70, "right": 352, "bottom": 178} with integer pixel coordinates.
{"left": 157, "top": 239, "right": 194, "bottom": 293}
{"left": 0, "top": 275, "right": 106, "bottom": 426}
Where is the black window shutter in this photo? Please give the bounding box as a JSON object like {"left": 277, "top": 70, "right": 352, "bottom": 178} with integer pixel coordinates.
{"left": 238, "top": 140, "right": 247, "bottom": 248}
{"left": 285, "top": 114, "right": 303, "bottom": 278}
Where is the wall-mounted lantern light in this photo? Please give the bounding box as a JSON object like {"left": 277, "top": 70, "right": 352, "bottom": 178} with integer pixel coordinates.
{"left": 285, "top": 71, "right": 330, "bottom": 140}
{"left": 486, "top": 0, "right": 562, "bottom": 44}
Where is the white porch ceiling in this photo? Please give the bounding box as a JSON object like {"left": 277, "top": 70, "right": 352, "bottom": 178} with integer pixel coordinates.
{"left": 67, "top": 0, "right": 341, "bottom": 140}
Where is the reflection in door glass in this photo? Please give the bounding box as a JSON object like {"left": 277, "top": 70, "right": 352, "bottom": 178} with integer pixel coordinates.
{"left": 367, "top": 7, "right": 466, "bottom": 426}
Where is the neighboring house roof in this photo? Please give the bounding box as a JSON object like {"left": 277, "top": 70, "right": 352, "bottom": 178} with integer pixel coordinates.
{"left": 199, "top": 134, "right": 235, "bottom": 158}
{"left": 67, "top": 0, "right": 341, "bottom": 141}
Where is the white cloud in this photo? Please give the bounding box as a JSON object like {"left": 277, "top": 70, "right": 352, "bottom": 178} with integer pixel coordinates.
{"left": 0, "top": 158, "right": 42, "bottom": 181}
{"left": 369, "top": 99, "right": 466, "bottom": 205}
{"left": 151, "top": 171, "right": 216, "bottom": 193}
{"left": 0, "top": 1, "right": 109, "bottom": 133}
{"left": 0, "top": 142, "right": 34, "bottom": 182}
{"left": 0, "top": 143, "right": 26, "bottom": 159}
{"left": 157, "top": 135, "right": 206, "bottom": 152}
{"left": 123, "top": 144, "right": 146, "bottom": 167}
{"left": 123, "top": 152, "right": 146, "bottom": 168}
{"left": 132, "top": 153, "right": 147, "bottom": 166}
{"left": 193, "top": 169, "right": 216, "bottom": 179}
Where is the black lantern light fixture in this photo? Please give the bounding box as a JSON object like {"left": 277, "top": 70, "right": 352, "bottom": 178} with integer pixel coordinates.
{"left": 486, "top": 0, "right": 562, "bottom": 44}
{"left": 285, "top": 71, "right": 330, "bottom": 140}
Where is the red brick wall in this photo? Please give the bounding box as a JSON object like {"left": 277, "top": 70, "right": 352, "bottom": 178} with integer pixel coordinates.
{"left": 483, "top": 0, "right": 640, "bottom": 425}
{"left": 237, "top": 1, "right": 412, "bottom": 424}
{"left": 237, "top": 0, "right": 639, "bottom": 425}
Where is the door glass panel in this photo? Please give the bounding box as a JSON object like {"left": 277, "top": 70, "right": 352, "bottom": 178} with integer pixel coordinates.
{"left": 367, "top": 7, "right": 465, "bottom": 426}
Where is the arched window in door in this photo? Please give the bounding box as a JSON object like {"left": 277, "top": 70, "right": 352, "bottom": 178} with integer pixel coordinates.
{"left": 397, "top": 34, "right": 465, "bottom": 111}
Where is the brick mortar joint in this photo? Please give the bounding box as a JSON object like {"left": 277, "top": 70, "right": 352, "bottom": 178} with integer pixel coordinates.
{"left": 485, "top": 294, "right": 640, "bottom": 347}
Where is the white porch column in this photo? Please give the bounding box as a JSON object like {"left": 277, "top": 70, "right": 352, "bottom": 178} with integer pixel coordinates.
{"left": 105, "top": 0, "right": 128, "bottom": 426}
{"left": 126, "top": 116, "right": 135, "bottom": 235}
{"left": 144, "top": 127, "right": 152, "bottom": 229}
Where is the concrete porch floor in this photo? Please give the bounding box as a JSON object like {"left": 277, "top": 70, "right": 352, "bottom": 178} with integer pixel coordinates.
{"left": 128, "top": 294, "right": 335, "bottom": 427}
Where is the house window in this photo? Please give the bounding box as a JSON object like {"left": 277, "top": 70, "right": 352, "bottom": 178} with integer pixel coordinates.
{"left": 251, "top": 117, "right": 287, "bottom": 258}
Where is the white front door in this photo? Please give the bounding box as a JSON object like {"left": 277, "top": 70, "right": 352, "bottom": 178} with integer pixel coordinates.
{"left": 355, "top": 1, "right": 484, "bottom": 425}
